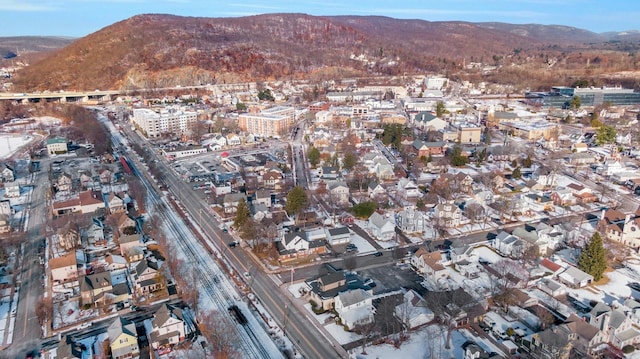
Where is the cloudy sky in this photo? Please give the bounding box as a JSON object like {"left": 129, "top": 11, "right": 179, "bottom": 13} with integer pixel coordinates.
{"left": 0, "top": 0, "right": 638, "bottom": 37}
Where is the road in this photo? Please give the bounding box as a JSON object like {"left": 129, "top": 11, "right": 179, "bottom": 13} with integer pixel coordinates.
{"left": 4, "top": 161, "right": 49, "bottom": 358}
{"left": 120, "top": 125, "right": 346, "bottom": 358}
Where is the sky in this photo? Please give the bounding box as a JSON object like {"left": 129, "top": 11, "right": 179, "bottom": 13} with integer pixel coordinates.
{"left": 0, "top": 0, "right": 639, "bottom": 37}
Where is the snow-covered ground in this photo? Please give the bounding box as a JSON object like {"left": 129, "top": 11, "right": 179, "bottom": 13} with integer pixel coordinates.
{"left": 471, "top": 245, "right": 503, "bottom": 264}
{"left": 349, "top": 234, "right": 376, "bottom": 254}
{"left": 0, "top": 134, "right": 36, "bottom": 160}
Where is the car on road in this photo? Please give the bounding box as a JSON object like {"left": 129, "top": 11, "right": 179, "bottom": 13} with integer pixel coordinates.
{"left": 228, "top": 241, "right": 239, "bottom": 248}
{"left": 373, "top": 252, "right": 383, "bottom": 257}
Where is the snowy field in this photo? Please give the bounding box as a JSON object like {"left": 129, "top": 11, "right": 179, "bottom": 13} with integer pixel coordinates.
{"left": 0, "top": 134, "right": 37, "bottom": 160}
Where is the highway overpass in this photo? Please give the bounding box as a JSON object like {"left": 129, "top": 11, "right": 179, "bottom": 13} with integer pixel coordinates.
{"left": 0, "top": 90, "right": 120, "bottom": 103}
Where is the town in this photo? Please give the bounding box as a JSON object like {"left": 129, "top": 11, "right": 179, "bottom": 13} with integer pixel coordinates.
{"left": 1, "top": 74, "right": 640, "bottom": 359}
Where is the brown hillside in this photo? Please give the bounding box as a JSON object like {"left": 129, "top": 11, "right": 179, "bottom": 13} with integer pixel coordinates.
{"left": 11, "top": 14, "right": 640, "bottom": 92}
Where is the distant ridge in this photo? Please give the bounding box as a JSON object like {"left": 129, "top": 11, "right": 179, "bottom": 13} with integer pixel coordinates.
{"left": 9, "top": 14, "right": 640, "bottom": 92}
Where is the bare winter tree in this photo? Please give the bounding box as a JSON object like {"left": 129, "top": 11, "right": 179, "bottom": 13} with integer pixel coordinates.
{"left": 199, "top": 310, "right": 241, "bottom": 359}
{"left": 354, "top": 321, "right": 377, "bottom": 355}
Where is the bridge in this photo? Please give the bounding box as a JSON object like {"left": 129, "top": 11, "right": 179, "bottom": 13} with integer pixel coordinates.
{"left": 0, "top": 90, "right": 120, "bottom": 103}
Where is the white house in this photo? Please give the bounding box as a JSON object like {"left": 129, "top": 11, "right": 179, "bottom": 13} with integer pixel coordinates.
{"left": 150, "top": 303, "right": 186, "bottom": 350}
{"left": 326, "top": 227, "right": 351, "bottom": 246}
{"left": 396, "top": 207, "right": 427, "bottom": 234}
{"left": 334, "top": 289, "right": 375, "bottom": 329}
{"left": 493, "top": 231, "right": 524, "bottom": 258}
{"left": 410, "top": 248, "right": 448, "bottom": 282}
{"left": 558, "top": 265, "right": 594, "bottom": 288}
{"left": 433, "top": 202, "right": 463, "bottom": 228}
{"left": 395, "top": 289, "right": 434, "bottom": 329}
{"left": 328, "top": 181, "right": 350, "bottom": 205}
{"left": 49, "top": 253, "right": 78, "bottom": 283}
{"left": 226, "top": 134, "right": 241, "bottom": 146}
{"left": 368, "top": 212, "right": 395, "bottom": 241}
{"left": 396, "top": 178, "right": 421, "bottom": 200}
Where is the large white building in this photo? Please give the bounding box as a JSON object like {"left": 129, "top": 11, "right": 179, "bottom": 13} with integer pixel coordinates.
{"left": 131, "top": 106, "right": 197, "bottom": 138}
{"left": 238, "top": 106, "right": 295, "bottom": 138}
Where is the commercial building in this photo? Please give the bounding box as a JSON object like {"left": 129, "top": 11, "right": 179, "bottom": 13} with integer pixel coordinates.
{"left": 525, "top": 86, "right": 640, "bottom": 107}
{"left": 131, "top": 106, "right": 197, "bottom": 138}
{"left": 457, "top": 123, "right": 482, "bottom": 143}
{"left": 238, "top": 106, "right": 295, "bottom": 138}
{"left": 498, "top": 120, "right": 559, "bottom": 141}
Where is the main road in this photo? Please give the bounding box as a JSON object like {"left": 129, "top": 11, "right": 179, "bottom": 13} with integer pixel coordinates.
{"left": 4, "top": 159, "right": 49, "bottom": 358}
{"left": 120, "top": 125, "right": 346, "bottom": 358}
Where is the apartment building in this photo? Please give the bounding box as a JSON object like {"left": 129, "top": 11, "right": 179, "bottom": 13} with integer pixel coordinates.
{"left": 238, "top": 106, "right": 295, "bottom": 138}
{"left": 131, "top": 106, "right": 197, "bottom": 138}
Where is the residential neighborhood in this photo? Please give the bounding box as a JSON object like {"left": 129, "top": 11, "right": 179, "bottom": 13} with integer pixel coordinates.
{"left": 2, "top": 72, "right": 640, "bottom": 359}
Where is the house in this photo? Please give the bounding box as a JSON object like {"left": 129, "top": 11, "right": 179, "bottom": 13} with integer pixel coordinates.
{"left": 0, "top": 200, "right": 10, "bottom": 216}
{"left": 570, "top": 152, "right": 598, "bottom": 166}
{"left": 534, "top": 223, "right": 566, "bottom": 255}
{"left": 396, "top": 207, "right": 427, "bottom": 233}
{"left": 558, "top": 265, "right": 593, "bottom": 288}
{"left": 413, "top": 140, "right": 446, "bottom": 158}
{"left": 571, "top": 142, "right": 588, "bottom": 153}
{"left": 78, "top": 190, "right": 106, "bottom": 214}
{"left": 395, "top": 289, "right": 434, "bottom": 329}
{"left": 108, "top": 317, "right": 140, "bottom": 359}
{"left": 262, "top": 169, "right": 284, "bottom": 189}
{"left": 326, "top": 227, "right": 351, "bottom": 246}
{"left": 46, "top": 137, "right": 68, "bottom": 155}
{"left": 107, "top": 193, "right": 126, "bottom": 214}
{"left": 3, "top": 182, "right": 19, "bottom": 198}
{"left": 99, "top": 169, "right": 113, "bottom": 184}
{"left": 434, "top": 202, "right": 463, "bottom": 228}
{"left": 334, "top": 288, "right": 375, "bottom": 329}
{"left": 597, "top": 207, "right": 640, "bottom": 248}
{"left": 307, "top": 271, "right": 348, "bottom": 311}
{"left": 550, "top": 189, "right": 575, "bottom": 207}
{"left": 410, "top": 248, "right": 448, "bottom": 281}
{"left": 149, "top": 303, "right": 186, "bottom": 350}
{"left": 523, "top": 314, "right": 605, "bottom": 358}
{"left": 536, "top": 278, "right": 567, "bottom": 297}
{"left": 49, "top": 253, "right": 78, "bottom": 283}
{"left": 590, "top": 302, "right": 640, "bottom": 350}
{"left": 367, "top": 181, "right": 386, "bottom": 199}
{"left": 86, "top": 221, "right": 105, "bottom": 245}
{"left": 116, "top": 213, "right": 137, "bottom": 236}
{"left": 320, "top": 166, "right": 340, "bottom": 180}
{"left": 225, "top": 134, "right": 241, "bottom": 146}
{"left": 135, "top": 259, "right": 164, "bottom": 294}
{"left": 223, "top": 193, "right": 246, "bottom": 214}
{"left": 327, "top": 181, "right": 350, "bottom": 205}
{"left": 276, "top": 231, "right": 326, "bottom": 260}
{"left": 601, "top": 159, "right": 625, "bottom": 176}
{"left": 493, "top": 231, "right": 524, "bottom": 258}
{"left": 414, "top": 112, "right": 447, "bottom": 131}
{"left": 254, "top": 189, "right": 272, "bottom": 208}
{"left": 54, "top": 172, "right": 73, "bottom": 193}
{"left": 80, "top": 272, "right": 113, "bottom": 306}
{"left": 523, "top": 193, "right": 554, "bottom": 212}
{"left": 396, "top": 178, "right": 421, "bottom": 199}
{"left": 367, "top": 212, "right": 395, "bottom": 241}
{"left": 58, "top": 227, "right": 81, "bottom": 251}
{"left": 118, "top": 234, "right": 142, "bottom": 259}
{"left": 0, "top": 165, "right": 14, "bottom": 183}
{"left": 105, "top": 254, "right": 127, "bottom": 271}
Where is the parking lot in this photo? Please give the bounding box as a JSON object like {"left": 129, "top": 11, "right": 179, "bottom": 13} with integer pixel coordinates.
{"left": 358, "top": 263, "right": 424, "bottom": 295}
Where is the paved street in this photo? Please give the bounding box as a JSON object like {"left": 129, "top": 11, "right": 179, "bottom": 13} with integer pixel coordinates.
{"left": 4, "top": 161, "right": 49, "bottom": 358}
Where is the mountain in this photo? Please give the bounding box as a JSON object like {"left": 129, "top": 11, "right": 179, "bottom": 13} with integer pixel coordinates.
{"left": 0, "top": 36, "right": 75, "bottom": 60}
{"left": 10, "top": 14, "right": 640, "bottom": 92}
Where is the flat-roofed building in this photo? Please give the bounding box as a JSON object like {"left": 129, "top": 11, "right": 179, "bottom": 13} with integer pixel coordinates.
{"left": 238, "top": 106, "right": 295, "bottom": 138}
{"left": 498, "top": 120, "right": 559, "bottom": 141}
{"left": 131, "top": 106, "right": 197, "bottom": 138}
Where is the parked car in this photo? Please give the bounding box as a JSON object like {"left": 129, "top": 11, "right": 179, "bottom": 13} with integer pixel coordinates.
{"left": 373, "top": 252, "right": 383, "bottom": 257}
